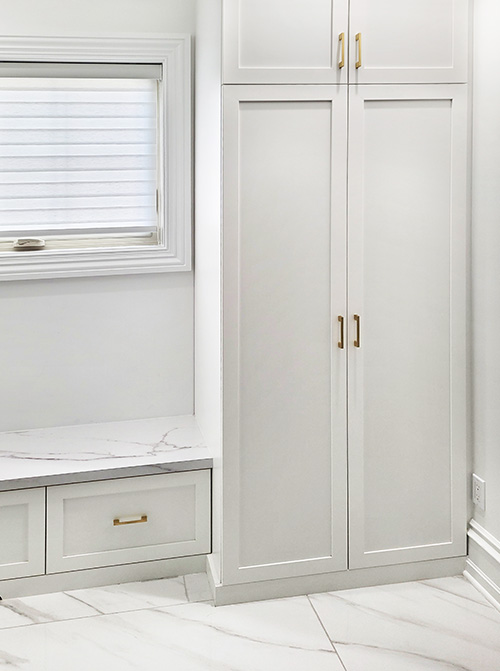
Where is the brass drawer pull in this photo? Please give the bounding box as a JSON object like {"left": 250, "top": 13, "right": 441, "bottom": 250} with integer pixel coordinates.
{"left": 354, "top": 314, "right": 361, "bottom": 348}
{"left": 355, "top": 33, "right": 362, "bottom": 69}
{"left": 339, "top": 32, "right": 345, "bottom": 69}
{"left": 338, "top": 315, "right": 345, "bottom": 349}
{"left": 113, "top": 515, "right": 148, "bottom": 526}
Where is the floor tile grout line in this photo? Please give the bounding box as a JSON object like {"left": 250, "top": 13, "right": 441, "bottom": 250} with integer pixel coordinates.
{"left": 0, "top": 597, "right": 207, "bottom": 632}
{"left": 306, "top": 595, "right": 350, "bottom": 671}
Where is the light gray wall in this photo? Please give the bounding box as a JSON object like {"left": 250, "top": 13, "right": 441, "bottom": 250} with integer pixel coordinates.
{"left": 0, "top": 0, "right": 196, "bottom": 431}
{"left": 0, "top": 0, "right": 196, "bottom": 36}
{"left": 471, "top": 0, "right": 500, "bottom": 541}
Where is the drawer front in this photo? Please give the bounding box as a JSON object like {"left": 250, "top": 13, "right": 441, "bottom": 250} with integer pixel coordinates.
{"left": 46, "top": 471, "right": 211, "bottom": 573}
{"left": 0, "top": 488, "right": 45, "bottom": 580}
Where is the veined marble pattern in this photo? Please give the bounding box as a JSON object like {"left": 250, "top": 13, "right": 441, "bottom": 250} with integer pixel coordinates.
{"left": 0, "top": 597, "right": 343, "bottom": 671}
{"left": 0, "top": 574, "right": 208, "bottom": 629}
{"left": 0, "top": 575, "right": 498, "bottom": 670}
{"left": 65, "top": 576, "right": 190, "bottom": 614}
{"left": 309, "top": 576, "right": 500, "bottom": 671}
{"left": 0, "top": 415, "right": 211, "bottom": 488}
{"left": 0, "top": 591, "right": 100, "bottom": 629}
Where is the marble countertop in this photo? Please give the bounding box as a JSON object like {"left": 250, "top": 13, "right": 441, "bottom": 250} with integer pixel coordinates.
{"left": 0, "top": 415, "right": 212, "bottom": 491}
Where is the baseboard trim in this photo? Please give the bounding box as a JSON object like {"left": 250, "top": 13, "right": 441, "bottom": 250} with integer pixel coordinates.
{"left": 464, "top": 564, "right": 500, "bottom": 612}
{"left": 465, "top": 520, "right": 500, "bottom": 611}
{"left": 0, "top": 555, "right": 206, "bottom": 599}
{"left": 206, "top": 553, "right": 220, "bottom": 600}
{"left": 209, "top": 555, "right": 466, "bottom": 606}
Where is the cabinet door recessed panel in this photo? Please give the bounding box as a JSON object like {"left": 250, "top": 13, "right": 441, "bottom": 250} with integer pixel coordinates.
{"left": 223, "top": 0, "right": 348, "bottom": 83}
{"left": 349, "top": 0, "right": 468, "bottom": 83}
{"left": 348, "top": 85, "right": 467, "bottom": 568}
{"left": 0, "top": 488, "right": 45, "bottom": 580}
{"left": 223, "top": 85, "right": 348, "bottom": 584}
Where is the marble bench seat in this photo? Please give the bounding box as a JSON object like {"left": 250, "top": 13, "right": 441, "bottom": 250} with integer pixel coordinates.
{"left": 0, "top": 415, "right": 212, "bottom": 492}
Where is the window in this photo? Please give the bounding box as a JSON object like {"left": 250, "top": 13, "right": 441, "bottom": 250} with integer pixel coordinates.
{"left": 0, "top": 36, "right": 191, "bottom": 280}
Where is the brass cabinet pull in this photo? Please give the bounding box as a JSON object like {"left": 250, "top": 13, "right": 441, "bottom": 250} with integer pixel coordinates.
{"left": 355, "top": 33, "right": 362, "bottom": 69}
{"left": 338, "top": 315, "right": 345, "bottom": 349}
{"left": 338, "top": 32, "right": 345, "bottom": 69}
{"left": 354, "top": 314, "right": 361, "bottom": 348}
{"left": 113, "top": 515, "right": 148, "bottom": 526}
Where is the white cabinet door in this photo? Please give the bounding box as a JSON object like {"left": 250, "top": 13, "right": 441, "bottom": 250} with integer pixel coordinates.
{"left": 223, "top": 85, "right": 348, "bottom": 584}
{"left": 0, "top": 488, "right": 45, "bottom": 580}
{"left": 46, "top": 472, "right": 211, "bottom": 573}
{"left": 349, "top": 0, "right": 468, "bottom": 83}
{"left": 347, "top": 85, "right": 467, "bottom": 569}
{"left": 223, "top": 0, "right": 348, "bottom": 84}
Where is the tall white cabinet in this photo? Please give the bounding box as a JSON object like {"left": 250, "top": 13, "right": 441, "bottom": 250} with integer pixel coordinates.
{"left": 205, "top": 0, "right": 469, "bottom": 598}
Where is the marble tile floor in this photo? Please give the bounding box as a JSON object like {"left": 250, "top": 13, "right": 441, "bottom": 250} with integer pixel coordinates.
{"left": 0, "top": 574, "right": 498, "bottom": 670}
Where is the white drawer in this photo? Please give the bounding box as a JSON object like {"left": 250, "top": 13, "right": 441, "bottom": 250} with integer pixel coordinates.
{"left": 46, "top": 471, "right": 211, "bottom": 573}
{"left": 0, "top": 488, "right": 45, "bottom": 580}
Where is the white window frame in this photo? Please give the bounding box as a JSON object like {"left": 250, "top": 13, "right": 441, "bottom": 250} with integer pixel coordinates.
{"left": 0, "top": 35, "right": 191, "bottom": 281}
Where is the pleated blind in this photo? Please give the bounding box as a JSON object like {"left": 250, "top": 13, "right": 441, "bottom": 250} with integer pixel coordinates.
{"left": 0, "top": 72, "right": 159, "bottom": 240}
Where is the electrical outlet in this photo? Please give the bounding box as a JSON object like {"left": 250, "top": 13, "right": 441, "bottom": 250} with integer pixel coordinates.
{"left": 472, "top": 474, "right": 486, "bottom": 511}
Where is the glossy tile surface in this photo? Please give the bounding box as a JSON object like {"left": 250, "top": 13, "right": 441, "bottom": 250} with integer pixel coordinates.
{"left": 184, "top": 572, "right": 213, "bottom": 603}
{"left": 0, "top": 575, "right": 498, "bottom": 670}
{"left": 310, "top": 576, "right": 500, "bottom": 671}
{"left": 0, "top": 573, "right": 209, "bottom": 626}
{"left": 0, "top": 592, "right": 100, "bottom": 629}
{"left": 66, "top": 576, "right": 189, "bottom": 614}
{"left": 0, "top": 594, "right": 342, "bottom": 670}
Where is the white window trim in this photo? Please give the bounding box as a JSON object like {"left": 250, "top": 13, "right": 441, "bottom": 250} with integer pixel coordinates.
{"left": 0, "top": 35, "right": 191, "bottom": 281}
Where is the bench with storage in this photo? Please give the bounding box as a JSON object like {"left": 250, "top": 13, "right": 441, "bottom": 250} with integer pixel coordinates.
{"left": 0, "top": 415, "right": 212, "bottom": 595}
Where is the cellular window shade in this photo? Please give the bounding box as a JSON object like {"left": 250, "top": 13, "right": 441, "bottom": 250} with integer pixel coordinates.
{"left": 0, "top": 77, "right": 159, "bottom": 240}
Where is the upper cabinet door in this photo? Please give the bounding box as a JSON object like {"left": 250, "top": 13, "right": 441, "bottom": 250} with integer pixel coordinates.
{"left": 349, "top": 0, "right": 468, "bottom": 83}
{"left": 223, "top": 0, "right": 348, "bottom": 84}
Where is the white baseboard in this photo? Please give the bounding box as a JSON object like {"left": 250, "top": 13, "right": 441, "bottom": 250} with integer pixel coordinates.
{"left": 208, "top": 555, "right": 466, "bottom": 606}
{"left": 0, "top": 555, "right": 206, "bottom": 600}
{"left": 206, "top": 553, "right": 220, "bottom": 597}
{"left": 465, "top": 520, "right": 500, "bottom": 611}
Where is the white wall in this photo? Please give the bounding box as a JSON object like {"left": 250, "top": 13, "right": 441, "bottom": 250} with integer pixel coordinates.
{"left": 471, "top": 0, "right": 500, "bottom": 541}
{"left": 0, "top": 0, "right": 195, "bottom": 36}
{"left": 0, "top": 0, "right": 196, "bottom": 431}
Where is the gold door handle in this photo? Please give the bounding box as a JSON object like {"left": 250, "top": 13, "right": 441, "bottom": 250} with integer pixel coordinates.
{"left": 354, "top": 314, "right": 361, "bottom": 348}
{"left": 338, "top": 32, "right": 345, "bottom": 69}
{"left": 338, "top": 316, "right": 345, "bottom": 349}
{"left": 355, "top": 32, "right": 362, "bottom": 69}
{"left": 113, "top": 515, "right": 148, "bottom": 526}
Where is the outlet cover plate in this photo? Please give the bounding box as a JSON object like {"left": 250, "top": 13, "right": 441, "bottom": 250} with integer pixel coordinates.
{"left": 472, "top": 474, "right": 486, "bottom": 511}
